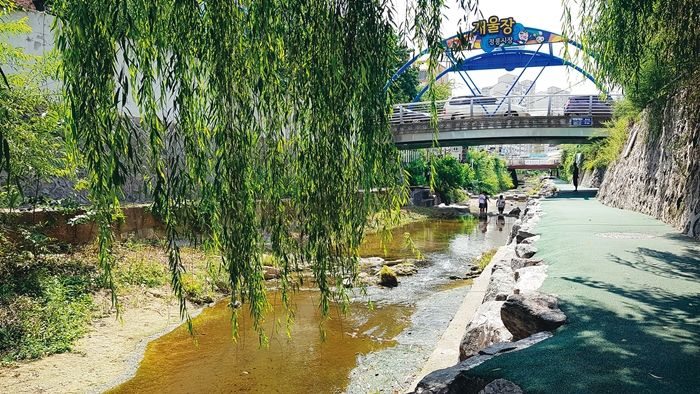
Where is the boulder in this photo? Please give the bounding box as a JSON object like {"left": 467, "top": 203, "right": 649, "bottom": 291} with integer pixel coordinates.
{"left": 507, "top": 219, "right": 522, "bottom": 244}
{"left": 515, "top": 244, "right": 537, "bottom": 258}
{"left": 413, "top": 368, "right": 490, "bottom": 394}
{"left": 483, "top": 263, "right": 515, "bottom": 302}
{"left": 513, "top": 265, "right": 548, "bottom": 293}
{"left": 412, "top": 332, "right": 553, "bottom": 394}
{"left": 263, "top": 266, "right": 280, "bottom": 280}
{"left": 393, "top": 263, "right": 418, "bottom": 276}
{"left": 459, "top": 301, "right": 513, "bottom": 361}
{"left": 357, "top": 272, "right": 376, "bottom": 286}
{"left": 500, "top": 291, "right": 567, "bottom": 341}
{"left": 510, "top": 257, "right": 542, "bottom": 271}
{"left": 359, "top": 257, "right": 384, "bottom": 267}
{"left": 507, "top": 207, "right": 521, "bottom": 217}
{"left": 378, "top": 266, "right": 398, "bottom": 287}
{"left": 519, "top": 235, "right": 540, "bottom": 245}
{"left": 515, "top": 230, "right": 537, "bottom": 244}
{"left": 478, "top": 379, "right": 523, "bottom": 394}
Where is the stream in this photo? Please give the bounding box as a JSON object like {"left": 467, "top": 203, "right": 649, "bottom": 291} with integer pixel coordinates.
{"left": 105, "top": 214, "right": 516, "bottom": 394}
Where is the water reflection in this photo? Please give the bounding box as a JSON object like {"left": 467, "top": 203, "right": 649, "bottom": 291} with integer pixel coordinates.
{"left": 359, "top": 217, "right": 480, "bottom": 260}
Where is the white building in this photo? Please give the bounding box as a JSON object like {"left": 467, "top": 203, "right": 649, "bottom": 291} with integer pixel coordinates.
{"left": 481, "top": 73, "right": 570, "bottom": 115}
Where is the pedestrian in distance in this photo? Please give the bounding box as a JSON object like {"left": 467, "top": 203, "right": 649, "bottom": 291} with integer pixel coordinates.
{"left": 573, "top": 162, "right": 580, "bottom": 192}
{"left": 478, "top": 191, "right": 486, "bottom": 215}
{"left": 497, "top": 195, "right": 506, "bottom": 215}
{"left": 478, "top": 191, "right": 491, "bottom": 216}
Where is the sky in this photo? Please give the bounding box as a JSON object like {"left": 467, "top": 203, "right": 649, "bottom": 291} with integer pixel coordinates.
{"left": 396, "top": 0, "right": 601, "bottom": 95}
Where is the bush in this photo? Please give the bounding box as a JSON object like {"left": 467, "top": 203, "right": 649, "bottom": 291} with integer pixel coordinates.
{"left": 0, "top": 224, "right": 96, "bottom": 363}
{"left": 432, "top": 155, "right": 465, "bottom": 202}
{"left": 404, "top": 157, "right": 428, "bottom": 186}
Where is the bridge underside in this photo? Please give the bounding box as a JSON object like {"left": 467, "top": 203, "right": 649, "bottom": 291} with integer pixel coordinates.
{"left": 391, "top": 116, "right": 608, "bottom": 150}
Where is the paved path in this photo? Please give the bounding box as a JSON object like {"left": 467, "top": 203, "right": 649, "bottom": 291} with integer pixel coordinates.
{"left": 465, "top": 181, "right": 700, "bottom": 393}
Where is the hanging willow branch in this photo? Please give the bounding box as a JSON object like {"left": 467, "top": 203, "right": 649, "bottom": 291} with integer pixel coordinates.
{"left": 53, "top": 0, "right": 458, "bottom": 339}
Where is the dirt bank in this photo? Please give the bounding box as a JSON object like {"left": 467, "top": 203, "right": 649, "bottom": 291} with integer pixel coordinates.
{"left": 0, "top": 290, "right": 208, "bottom": 394}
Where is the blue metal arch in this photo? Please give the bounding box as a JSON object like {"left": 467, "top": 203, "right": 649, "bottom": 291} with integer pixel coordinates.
{"left": 412, "top": 49, "right": 599, "bottom": 101}
{"left": 384, "top": 27, "right": 599, "bottom": 99}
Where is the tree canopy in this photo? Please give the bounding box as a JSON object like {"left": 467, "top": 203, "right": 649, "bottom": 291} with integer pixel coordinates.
{"left": 50, "top": 0, "right": 476, "bottom": 339}
{"left": 566, "top": 0, "right": 700, "bottom": 110}
{"left": 0, "top": 1, "right": 67, "bottom": 207}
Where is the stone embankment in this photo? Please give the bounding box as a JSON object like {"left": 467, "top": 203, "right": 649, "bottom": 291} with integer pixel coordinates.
{"left": 409, "top": 184, "right": 567, "bottom": 394}
{"left": 596, "top": 90, "right": 700, "bottom": 239}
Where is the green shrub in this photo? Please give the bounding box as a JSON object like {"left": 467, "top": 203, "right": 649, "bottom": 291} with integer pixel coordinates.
{"left": 115, "top": 257, "right": 168, "bottom": 288}
{"left": 181, "top": 273, "right": 215, "bottom": 304}
{"left": 404, "top": 157, "right": 428, "bottom": 186}
{"left": 0, "top": 253, "right": 96, "bottom": 363}
{"left": 446, "top": 188, "right": 468, "bottom": 203}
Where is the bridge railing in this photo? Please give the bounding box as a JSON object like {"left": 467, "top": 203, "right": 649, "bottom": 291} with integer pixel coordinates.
{"left": 391, "top": 93, "right": 623, "bottom": 124}
{"left": 505, "top": 157, "right": 561, "bottom": 167}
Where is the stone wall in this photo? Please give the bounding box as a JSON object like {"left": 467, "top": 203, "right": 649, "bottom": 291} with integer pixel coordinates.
{"left": 581, "top": 167, "right": 606, "bottom": 189}
{"left": 597, "top": 89, "right": 700, "bottom": 239}
{"left": 4, "top": 205, "right": 163, "bottom": 244}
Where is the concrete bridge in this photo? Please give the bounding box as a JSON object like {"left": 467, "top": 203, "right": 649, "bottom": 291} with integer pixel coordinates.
{"left": 389, "top": 95, "right": 612, "bottom": 150}
{"left": 391, "top": 115, "right": 609, "bottom": 149}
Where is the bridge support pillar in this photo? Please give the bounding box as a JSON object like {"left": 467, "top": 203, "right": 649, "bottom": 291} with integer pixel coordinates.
{"left": 509, "top": 168, "right": 519, "bottom": 187}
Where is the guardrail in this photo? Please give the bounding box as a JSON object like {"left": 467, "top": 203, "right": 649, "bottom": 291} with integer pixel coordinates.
{"left": 391, "top": 93, "right": 622, "bottom": 124}
{"left": 505, "top": 157, "right": 561, "bottom": 167}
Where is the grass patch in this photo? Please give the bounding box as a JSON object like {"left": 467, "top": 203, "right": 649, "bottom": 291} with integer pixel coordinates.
{"left": 473, "top": 247, "right": 500, "bottom": 270}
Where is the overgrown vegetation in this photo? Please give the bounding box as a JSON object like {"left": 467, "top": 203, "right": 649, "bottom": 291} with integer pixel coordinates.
{"left": 403, "top": 149, "right": 513, "bottom": 203}
{"left": 564, "top": 0, "right": 700, "bottom": 135}
{"left": 0, "top": 230, "right": 232, "bottom": 364}
{"left": 558, "top": 99, "right": 642, "bottom": 180}
{"left": 0, "top": 2, "right": 72, "bottom": 207}
{"left": 472, "top": 247, "right": 499, "bottom": 271}
{"left": 0, "top": 223, "right": 96, "bottom": 364}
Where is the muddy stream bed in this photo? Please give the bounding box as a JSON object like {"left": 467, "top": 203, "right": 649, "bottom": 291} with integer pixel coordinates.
{"left": 104, "top": 215, "right": 516, "bottom": 394}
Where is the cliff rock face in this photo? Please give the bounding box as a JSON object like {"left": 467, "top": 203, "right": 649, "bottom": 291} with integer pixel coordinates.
{"left": 581, "top": 167, "right": 606, "bottom": 188}
{"left": 598, "top": 89, "right": 700, "bottom": 238}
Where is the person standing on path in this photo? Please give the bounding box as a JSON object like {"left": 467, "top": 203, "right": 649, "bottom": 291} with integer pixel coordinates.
{"left": 573, "top": 162, "right": 580, "bottom": 192}
{"left": 497, "top": 195, "right": 506, "bottom": 215}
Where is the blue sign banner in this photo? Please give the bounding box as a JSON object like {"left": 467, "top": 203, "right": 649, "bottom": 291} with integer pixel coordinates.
{"left": 570, "top": 117, "right": 593, "bottom": 127}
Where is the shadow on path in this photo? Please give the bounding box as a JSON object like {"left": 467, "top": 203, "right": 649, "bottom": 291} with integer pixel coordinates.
{"left": 609, "top": 242, "right": 700, "bottom": 281}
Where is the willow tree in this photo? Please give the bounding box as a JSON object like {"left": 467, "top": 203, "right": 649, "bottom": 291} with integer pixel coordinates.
{"left": 564, "top": 0, "right": 700, "bottom": 110}
{"left": 51, "top": 0, "right": 475, "bottom": 339}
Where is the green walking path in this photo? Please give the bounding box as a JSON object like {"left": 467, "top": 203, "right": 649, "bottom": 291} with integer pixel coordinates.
{"left": 467, "top": 181, "right": 700, "bottom": 393}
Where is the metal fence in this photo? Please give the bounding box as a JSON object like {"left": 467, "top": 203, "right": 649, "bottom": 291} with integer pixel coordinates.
{"left": 391, "top": 93, "right": 622, "bottom": 124}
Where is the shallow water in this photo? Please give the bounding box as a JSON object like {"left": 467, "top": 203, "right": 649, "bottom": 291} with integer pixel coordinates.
{"left": 106, "top": 215, "right": 515, "bottom": 394}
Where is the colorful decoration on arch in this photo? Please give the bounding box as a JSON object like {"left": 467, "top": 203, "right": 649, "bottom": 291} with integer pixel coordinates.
{"left": 444, "top": 16, "right": 565, "bottom": 53}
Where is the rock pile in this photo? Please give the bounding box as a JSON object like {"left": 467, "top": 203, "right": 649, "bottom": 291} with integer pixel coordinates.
{"left": 410, "top": 190, "right": 568, "bottom": 394}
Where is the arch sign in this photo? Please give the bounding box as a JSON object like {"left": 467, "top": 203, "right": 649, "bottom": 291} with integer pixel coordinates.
{"left": 445, "top": 16, "right": 565, "bottom": 53}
